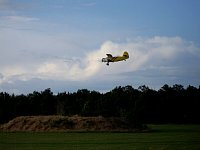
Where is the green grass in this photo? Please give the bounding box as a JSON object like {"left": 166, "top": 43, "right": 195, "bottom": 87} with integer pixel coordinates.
{"left": 1, "top": 125, "right": 200, "bottom": 150}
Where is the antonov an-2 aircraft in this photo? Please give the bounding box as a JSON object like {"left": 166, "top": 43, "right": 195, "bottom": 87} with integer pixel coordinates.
{"left": 102, "top": 51, "right": 129, "bottom": 66}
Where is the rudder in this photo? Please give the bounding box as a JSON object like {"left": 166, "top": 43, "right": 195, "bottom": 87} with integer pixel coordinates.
{"left": 123, "top": 51, "right": 129, "bottom": 59}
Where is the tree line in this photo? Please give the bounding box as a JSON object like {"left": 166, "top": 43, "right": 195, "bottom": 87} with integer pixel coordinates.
{"left": 0, "top": 84, "right": 200, "bottom": 126}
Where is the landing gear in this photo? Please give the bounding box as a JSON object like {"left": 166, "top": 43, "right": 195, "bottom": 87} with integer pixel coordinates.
{"left": 102, "top": 58, "right": 110, "bottom": 66}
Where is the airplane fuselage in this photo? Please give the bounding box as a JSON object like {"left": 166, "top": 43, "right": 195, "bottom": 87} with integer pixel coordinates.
{"left": 102, "top": 56, "right": 126, "bottom": 62}
{"left": 102, "top": 51, "right": 129, "bottom": 65}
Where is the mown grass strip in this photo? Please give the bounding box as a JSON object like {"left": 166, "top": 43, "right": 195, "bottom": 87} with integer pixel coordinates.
{"left": 0, "top": 125, "right": 200, "bottom": 150}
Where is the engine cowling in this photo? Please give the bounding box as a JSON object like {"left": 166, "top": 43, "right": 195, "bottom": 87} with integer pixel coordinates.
{"left": 102, "top": 58, "right": 108, "bottom": 62}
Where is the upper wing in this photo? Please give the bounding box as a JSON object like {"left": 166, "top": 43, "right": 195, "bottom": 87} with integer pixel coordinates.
{"left": 106, "top": 54, "right": 113, "bottom": 58}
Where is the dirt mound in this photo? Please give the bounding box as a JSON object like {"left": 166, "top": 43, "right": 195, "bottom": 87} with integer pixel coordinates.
{"left": 0, "top": 116, "right": 132, "bottom": 132}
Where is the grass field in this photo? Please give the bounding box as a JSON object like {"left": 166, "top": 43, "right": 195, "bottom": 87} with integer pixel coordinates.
{"left": 1, "top": 125, "right": 200, "bottom": 150}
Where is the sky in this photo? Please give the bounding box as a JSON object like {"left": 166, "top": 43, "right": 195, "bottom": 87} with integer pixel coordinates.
{"left": 0, "top": 0, "right": 200, "bottom": 94}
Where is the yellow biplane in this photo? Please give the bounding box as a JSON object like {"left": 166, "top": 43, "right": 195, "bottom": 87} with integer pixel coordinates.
{"left": 102, "top": 51, "right": 129, "bottom": 66}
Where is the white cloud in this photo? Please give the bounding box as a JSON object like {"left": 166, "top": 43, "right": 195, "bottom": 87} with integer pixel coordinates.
{"left": 0, "top": 35, "right": 200, "bottom": 93}
{"left": 82, "top": 2, "right": 96, "bottom": 7}
{"left": 0, "top": 73, "right": 4, "bottom": 85}
{"left": 4, "top": 15, "right": 39, "bottom": 22}
{"left": 0, "top": 15, "right": 40, "bottom": 31}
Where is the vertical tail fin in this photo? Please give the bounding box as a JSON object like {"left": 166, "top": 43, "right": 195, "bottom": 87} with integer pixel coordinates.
{"left": 123, "top": 51, "right": 129, "bottom": 59}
